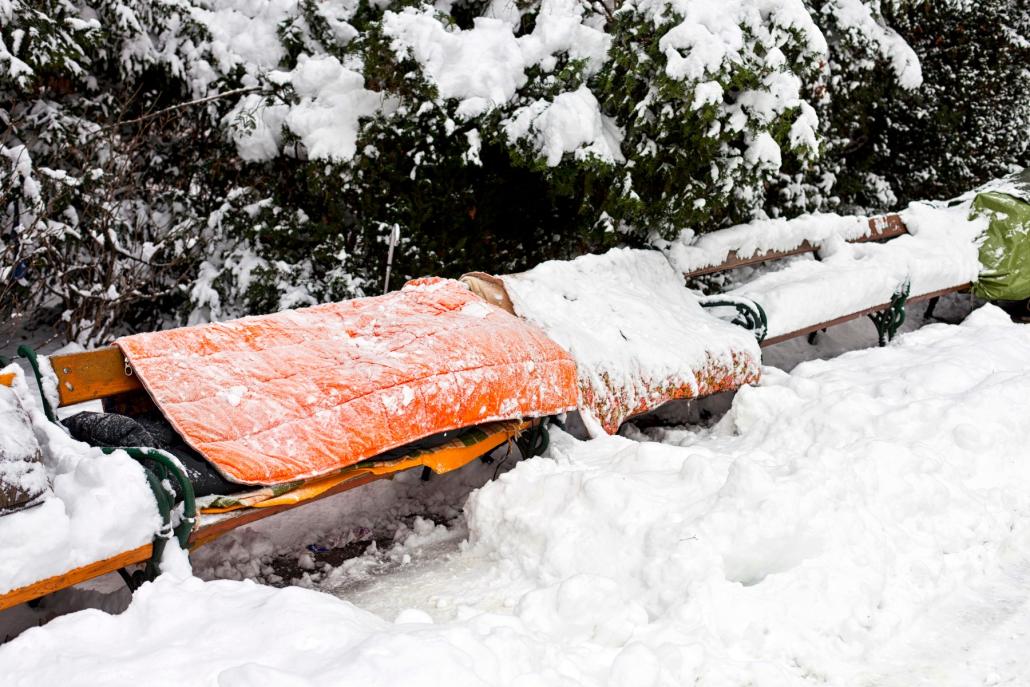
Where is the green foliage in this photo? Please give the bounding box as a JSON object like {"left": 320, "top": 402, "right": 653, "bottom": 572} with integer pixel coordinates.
{"left": 3, "top": 0, "right": 1029, "bottom": 346}
{"left": 877, "top": 0, "right": 1030, "bottom": 203}
{"left": 1, "top": 0, "right": 237, "bottom": 344}
{"left": 786, "top": 0, "right": 1030, "bottom": 213}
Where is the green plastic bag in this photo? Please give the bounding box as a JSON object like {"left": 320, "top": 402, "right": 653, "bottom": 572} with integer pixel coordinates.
{"left": 971, "top": 170, "right": 1030, "bottom": 301}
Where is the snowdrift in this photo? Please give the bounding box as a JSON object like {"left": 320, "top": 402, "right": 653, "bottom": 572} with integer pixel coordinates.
{"left": 6, "top": 306, "right": 1030, "bottom": 685}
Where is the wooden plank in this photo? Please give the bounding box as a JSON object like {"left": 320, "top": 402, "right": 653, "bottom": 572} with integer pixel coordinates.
{"left": 0, "top": 473, "right": 386, "bottom": 610}
{"left": 193, "top": 421, "right": 524, "bottom": 545}
{"left": 760, "top": 283, "right": 971, "bottom": 347}
{"left": 684, "top": 214, "right": 909, "bottom": 279}
{"left": 906, "top": 283, "right": 972, "bottom": 305}
{"left": 0, "top": 544, "right": 152, "bottom": 613}
{"left": 761, "top": 303, "right": 893, "bottom": 347}
{"left": 0, "top": 411, "right": 521, "bottom": 609}
{"left": 50, "top": 346, "right": 142, "bottom": 406}
{"left": 0, "top": 473, "right": 389, "bottom": 611}
{"left": 189, "top": 472, "right": 385, "bottom": 549}
{"left": 0, "top": 372, "right": 14, "bottom": 387}
{"left": 864, "top": 213, "right": 909, "bottom": 241}
{"left": 684, "top": 242, "right": 817, "bottom": 278}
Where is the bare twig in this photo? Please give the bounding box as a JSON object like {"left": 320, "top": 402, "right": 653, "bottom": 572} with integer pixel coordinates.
{"left": 100, "top": 86, "right": 260, "bottom": 130}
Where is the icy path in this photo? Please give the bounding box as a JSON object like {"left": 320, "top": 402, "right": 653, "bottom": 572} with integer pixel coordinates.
{"left": 3, "top": 305, "right": 1030, "bottom": 686}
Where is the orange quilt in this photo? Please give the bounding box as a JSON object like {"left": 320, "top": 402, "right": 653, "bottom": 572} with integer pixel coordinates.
{"left": 115, "top": 278, "right": 578, "bottom": 485}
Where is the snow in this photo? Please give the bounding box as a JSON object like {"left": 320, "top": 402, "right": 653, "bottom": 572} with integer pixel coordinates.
{"left": 4, "top": 305, "right": 1030, "bottom": 685}
{"left": 382, "top": 0, "right": 615, "bottom": 159}
{"left": 188, "top": 0, "right": 297, "bottom": 86}
{"left": 500, "top": 248, "right": 761, "bottom": 435}
{"left": 228, "top": 55, "right": 382, "bottom": 162}
{"left": 715, "top": 201, "right": 985, "bottom": 339}
{"left": 0, "top": 373, "right": 49, "bottom": 511}
{"left": 0, "top": 366, "right": 161, "bottom": 597}
{"left": 384, "top": 10, "right": 527, "bottom": 119}
{"left": 829, "top": 0, "right": 923, "bottom": 89}
{"left": 503, "top": 86, "right": 624, "bottom": 167}
{"left": 650, "top": 0, "right": 827, "bottom": 82}
{"left": 658, "top": 211, "right": 877, "bottom": 274}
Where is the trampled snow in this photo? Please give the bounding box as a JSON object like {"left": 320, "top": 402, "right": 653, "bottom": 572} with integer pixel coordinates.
{"left": 4, "top": 305, "right": 1030, "bottom": 686}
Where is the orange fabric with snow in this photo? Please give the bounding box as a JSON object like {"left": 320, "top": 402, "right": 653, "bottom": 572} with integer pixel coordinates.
{"left": 115, "top": 278, "right": 578, "bottom": 485}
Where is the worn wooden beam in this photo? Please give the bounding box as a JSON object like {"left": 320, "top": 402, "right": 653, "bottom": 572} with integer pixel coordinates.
{"left": 685, "top": 214, "right": 909, "bottom": 279}
{"left": 49, "top": 346, "right": 142, "bottom": 406}
{"left": 0, "top": 545, "right": 152, "bottom": 613}
{"left": 760, "top": 284, "right": 972, "bottom": 347}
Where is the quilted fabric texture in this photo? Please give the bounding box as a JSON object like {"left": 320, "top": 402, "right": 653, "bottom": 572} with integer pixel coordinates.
{"left": 116, "top": 278, "right": 578, "bottom": 485}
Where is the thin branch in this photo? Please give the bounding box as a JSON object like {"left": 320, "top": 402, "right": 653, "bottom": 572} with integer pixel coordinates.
{"left": 100, "top": 86, "right": 260, "bottom": 130}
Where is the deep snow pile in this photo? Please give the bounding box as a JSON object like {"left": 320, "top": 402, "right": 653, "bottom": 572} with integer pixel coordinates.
{"left": 0, "top": 367, "right": 159, "bottom": 596}
{"left": 501, "top": 248, "right": 760, "bottom": 435}
{"left": 3, "top": 305, "right": 1030, "bottom": 685}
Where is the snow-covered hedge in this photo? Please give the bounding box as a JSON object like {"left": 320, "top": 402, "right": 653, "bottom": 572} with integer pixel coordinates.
{"left": 1, "top": 0, "right": 1027, "bottom": 342}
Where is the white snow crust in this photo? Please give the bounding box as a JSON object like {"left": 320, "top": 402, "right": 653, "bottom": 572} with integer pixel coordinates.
{"left": 718, "top": 201, "right": 985, "bottom": 339}
{"left": 660, "top": 211, "right": 880, "bottom": 274}
{"left": 0, "top": 366, "right": 160, "bottom": 596}
{"left": 228, "top": 54, "right": 383, "bottom": 162}
{"left": 500, "top": 248, "right": 761, "bottom": 434}
{"left": 4, "top": 306, "right": 1030, "bottom": 685}
{"left": 384, "top": 0, "right": 609, "bottom": 119}
{"left": 0, "top": 374, "right": 49, "bottom": 512}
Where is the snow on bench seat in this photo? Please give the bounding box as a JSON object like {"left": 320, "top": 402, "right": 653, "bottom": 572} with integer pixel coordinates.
{"left": 0, "top": 366, "right": 160, "bottom": 597}
{"left": 500, "top": 248, "right": 762, "bottom": 436}
{"left": 718, "top": 202, "right": 984, "bottom": 342}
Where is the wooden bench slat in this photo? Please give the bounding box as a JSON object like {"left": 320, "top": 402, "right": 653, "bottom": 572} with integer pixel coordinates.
{"left": 0, "top": 544, "right": 152, "bottom": 612}
{"left": 685, "top": 214, "right": 909, "bottom": 279}
{"left": 50, "top": 346, "right": 142, "bottom": 406}
{"left": 0, "top": 472, "right": 382, "bottom": 612}
{"left": 0, "top": 413, "right": 523, "bottom": 610}
{"left": 760, "top": 284, "right": 972, "bottom": 347}
{"left": 685, "top": 242, "right": 818, "bottom": 278}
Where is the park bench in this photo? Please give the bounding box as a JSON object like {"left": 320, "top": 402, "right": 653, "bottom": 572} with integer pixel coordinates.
{"left": 0, "top": 209, "right": 983, "bottom": 611}
{"left": 1, "top": 279, "right": 569, "bottom": 611}
{"left": 686, "top": 214, "right": 975, "bottom": 347}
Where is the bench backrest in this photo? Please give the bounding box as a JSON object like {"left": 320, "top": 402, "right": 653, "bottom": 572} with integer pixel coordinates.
{"left": 23, "top": 214, "right": 911, "bottom": 408}
{"left": 47, "top": 347, "right": 142, "bottom": 407}
{"left": 682, "top": 214, "right": 908, "bottom": 279}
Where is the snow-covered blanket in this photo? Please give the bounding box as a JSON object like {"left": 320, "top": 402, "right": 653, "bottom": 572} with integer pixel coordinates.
{"left": 116, "top": 278, "right": 578, "bottom": 485}
{"left": 717, "top": 202, "right": 984, "bottom": 340}
{"left": 0, "top": 366, "right": 160, "bottom": 596}
{"left": 500, "top": 248, "right": 762, "bottom": 435}
{"left": 5, "top": 305, "right": 1030, "bottom": 685}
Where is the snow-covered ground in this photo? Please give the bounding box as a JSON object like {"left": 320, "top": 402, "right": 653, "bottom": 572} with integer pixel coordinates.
{"left": 4, "top": 298, "right": 1030, "bottom": 686}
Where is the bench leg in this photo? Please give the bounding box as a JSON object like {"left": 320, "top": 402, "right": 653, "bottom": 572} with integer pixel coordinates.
{"left": 807, "top": 328, "right": 827, "bottom": 346}
{"left": 924, "top": 296, "right": 940, "bottom": 320}
{"left": 868, "top": 283, "right": 911, "bottom": 346}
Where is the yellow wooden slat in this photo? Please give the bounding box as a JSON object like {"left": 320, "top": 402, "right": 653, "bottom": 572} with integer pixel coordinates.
{"left": 49, "top": 346, "right": 142, "bottom": 406}
{"left": 0, "top": 544, "right": 152, "bottom": 612}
